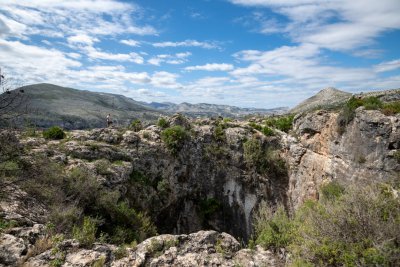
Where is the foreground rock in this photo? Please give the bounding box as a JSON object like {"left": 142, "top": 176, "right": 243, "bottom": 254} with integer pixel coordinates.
{"left": 1, "top": 225, "right": 283, "bottom": 267}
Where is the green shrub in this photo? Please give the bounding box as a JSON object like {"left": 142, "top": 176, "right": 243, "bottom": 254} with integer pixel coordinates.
{"left": 249, "top": 122, "right": 262, "bottom": 131}
{"left": 161, "top": 126, "right": 188, "bottom": 154}
{"left": 382, "top": 101, "right": 400, "bottom": 116}
{"left": 363, "top": 96, "right": 383, "bottom": 110}
{"left": 243, "top": 139, "right": 264, "bottom": 169}
{"left": 294, "top": 183, "right": 400, "bottom": 266}
{"left": 265, "top": 114, "right": 294, "bottom": 133}
{"left": 43, "top": 126, "right": 65, "bottom": 140}
{"left": 92, "top": 256, "right": 106, "bottom": 267}
{"left": 253, "top": 203, "right": 295, "bottom": 250}
{"left": 252, "top": 182, "right": 400, "bottom": 266}
{"left": 95, "top": 159, "right": 111, "bottom": 175}
{"left": 129, "top": 119, "right": 142, "bottom": 132}
{"left": 261, "top": 126, "right": 275, "bottom": 136}
{"left": 0, "top": 218, "right": 17, "bottom": 232}
{"left": 114, "top": 245, "right": 128, "bottom": 260}
{"left": 157, "top": 117, "right": 169, "bottom": 129}
{"left": 213, "top": 124, "right": 226, "bottom": 142}
{"left": 243, "top": 138, "right": 284, "bottom": 175}
{"left": 72, "top": 216, "right": 97, "bottom": 248}
{"left": 320, "top": 181, "right": 345, "bottom": 202}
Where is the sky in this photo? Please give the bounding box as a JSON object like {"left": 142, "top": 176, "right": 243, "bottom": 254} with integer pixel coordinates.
{"left": 0, "top": 0, "right": 399, "bottom": 108}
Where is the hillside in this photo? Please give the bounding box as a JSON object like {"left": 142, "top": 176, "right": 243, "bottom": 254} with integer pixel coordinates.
{"left": 143, "top": 101, "right": 288, "bottom": 117}
{"left": 4, "top": 83, "right": 164, "bottom": 129}
{"left": 1, "top": 83, "right": 288, "bottom": 129}
{"left": 290, "top": 87, "right": 352, "bottom": 114}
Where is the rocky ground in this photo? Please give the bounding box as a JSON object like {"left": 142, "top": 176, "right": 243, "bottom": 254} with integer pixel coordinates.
{"left": 1, "top": 102, "right": 399, "bottom": 266}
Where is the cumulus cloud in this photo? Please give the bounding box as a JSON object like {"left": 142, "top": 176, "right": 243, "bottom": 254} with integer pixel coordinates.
{"left": 67, "top": 34, "right": 99, "bottom": 46}
{"left": 185, "top": 63, "right": 234, "bottom": 71}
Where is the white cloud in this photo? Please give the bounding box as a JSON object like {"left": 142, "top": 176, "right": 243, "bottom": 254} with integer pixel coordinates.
{"left": 0, "top": 0, "right": 157, "bottom": 40}
{"left": 228, "top": 0, "right": 400, "bottom": 52}
{"left": 0, "top": 39, "right": 81, "bottom": 84}
{"left": 185, "top": 63, "right": 234, "bottom": 71}
{"left": 148, "top": 52, "right": 191, "bottom": 66}
{"left": 150, "top": 71, "right": 181, "bottom": 89}
{"left": 374, "top": 59, "right": 400, "bottom": 73}
{"left": 67, "top": 34, "right": 98, "bottom": 45}
{"left": 120, "top": 39, "right": 141, "bottom": 47}
{"left": 231, "top": 44, "right": 376, "bottom": 92}
{"left": 153, "top": 39, "right": 219, "bottom": 49}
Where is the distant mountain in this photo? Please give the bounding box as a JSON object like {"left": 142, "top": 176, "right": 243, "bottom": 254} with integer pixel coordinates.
{"left": 5, "top": 83, "right": 163, "bottom": 129}
{"left": 142, "top": 101, "right": 288, "bottom": 118}
{"left": 290, "top": 87, "right": 352, "bottom": 114}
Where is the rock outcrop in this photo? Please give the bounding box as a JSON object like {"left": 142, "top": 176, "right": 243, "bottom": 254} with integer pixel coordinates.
{"left": 283, "top": 107, "right": 399, "bottom": 209}
{"left": 1, "top": 225, "right": 283, "bottom": 267}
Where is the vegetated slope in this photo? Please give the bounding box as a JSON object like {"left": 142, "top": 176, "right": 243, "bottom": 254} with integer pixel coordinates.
{"left": 8, "top": 83, "right": 163, "bottom": 129}
{"left": 290, "top": 87, "right": 352, "bottom": 114}
{"left": 143, "top": 101, "right": 289, "bottom": 117}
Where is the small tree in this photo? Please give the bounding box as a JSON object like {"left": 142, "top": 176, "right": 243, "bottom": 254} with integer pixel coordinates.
{"left": 0, "top": 69, "right": 27, "bottom": 126}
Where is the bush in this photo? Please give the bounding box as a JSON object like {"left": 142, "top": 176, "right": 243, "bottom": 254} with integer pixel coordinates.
{"left": 213, "top": 125, "right": 225, "bottom": 142}
{"left": 249, "top": 122, "right": 275, "bottom": 136}
{"left": 72, "top": 216, "right": 97, "bottom": 248}
{"left": 243, "top": 138, "right": 285, "bottom": 176}
{"left": 265, "top": 115, "right": 294, "bottom": 133}
{"left": 43, "top": 126, "right": 66, "bottom": 140}
{"left": 129, "top": 119, "right": 142, "bottom": 132}
{"left": 157, "top": 117, "right": 169, "bottom": 129}
{"left": 363, "top": 96, "right": 383, "bottom": 110}
{"left": 253, "top": 203, "right": 295, "bottom": 250}
{"left": 382, "top": 101, "right": 400, "bottom": 116}
{"left": 114, "top": 245, "right": 128, "bottom": 260}
{"left": 261, "top": 126, "right": 275, "bottom": 136}
{"left": 252, "top": 181, "right": 400, "bottom": 266}
{"left": 320, "top": 181, "right": 345, "bottom": 202}
{"left": 161, "top": 126, "right": 188, "bottom": 154}
{"left": 337, "top": 97, "right": 364, "bottom": 133}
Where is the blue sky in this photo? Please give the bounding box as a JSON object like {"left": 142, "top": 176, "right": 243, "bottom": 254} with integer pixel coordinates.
{"left": 0, "top": 0, "right": 399, "bottom": 108}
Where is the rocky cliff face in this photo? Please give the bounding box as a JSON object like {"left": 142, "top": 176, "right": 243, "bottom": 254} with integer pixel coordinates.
{"left": 1, "top": 104, "right": 399, "bottom": 266}
{"left": 284, "top": 107, "right": 399, "bottom": 210}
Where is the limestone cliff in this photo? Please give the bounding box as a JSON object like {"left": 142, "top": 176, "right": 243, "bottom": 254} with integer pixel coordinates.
{"left": 283, "top": 107, "right": 399, "bottom": 210}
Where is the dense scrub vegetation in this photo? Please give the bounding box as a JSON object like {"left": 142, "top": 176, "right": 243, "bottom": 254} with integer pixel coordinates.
{"left": 243, "top": 138, "right": 286, "bottom": 177}
{"left": 0, "top": 131, "right": 157, "bottom": 248}
{"left": 264, "top": 114, "right": 295, "bottom": 133}
{"left": 252, "top": 181, "right": 400, "bottom": 266}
